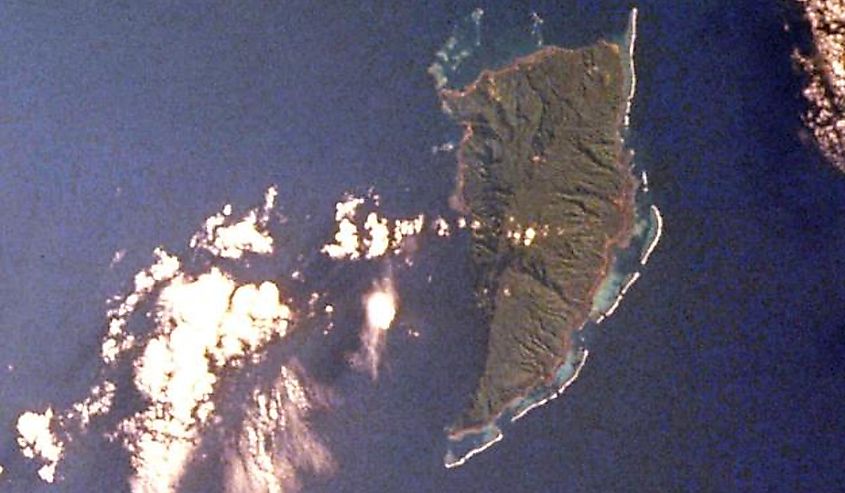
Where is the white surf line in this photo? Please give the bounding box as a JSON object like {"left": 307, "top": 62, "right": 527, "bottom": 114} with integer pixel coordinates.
{"left": 595, "top": 8, "right": 640, "bottom": 327}
{"left": 444, "top": 430, "right": 504, "bottom": 469}
{"left": 601, "top": 288, "right": 625, "bottom": 320}
{"left": 596, "top": 271, "right": 641, "bottom": 324}
{"left": 556, "top": 349, "right": 589, "bottom": 393}
{"left": 510, "top": 396, "right": 553, "bottom": 423}
{"left": 450, "top": 10, "right": 639, "bottom": 470}
{"left": 640, "top": 205, "right": 663, "bottom": 265}
{"left": 595, "top": 271, "right": 641, "bottom": 325}
{"left": 446, "top": 350, "right": 593, "bottom": 467}
{"left": 623, "top": 7, "right": 638, "bottom": 128}
{"left": 511, "top": 349, "right": 590, "bottom": 423}
{"left": 620, "top": 271, "right": 641, "bottom": 296}
{"left": 596, "top": 271, "right": 642, "bottom": 322}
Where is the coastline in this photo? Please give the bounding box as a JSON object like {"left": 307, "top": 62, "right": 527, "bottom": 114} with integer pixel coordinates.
{"left": 444, "top": 429, "right": 503, "bottom": 469}
{"left": 623, "top": 8, "right": 638, "bottom": 128}
{"left": 444, "top": 347, "right": 590, "bottom": 463}
{"left": 590, "top": 6, "right": 662, "bottom": 325}
{"left": 442, "top": 45, "right": 610, "bottom": 215}
{"left": 510, "top": 349, "right": 590, "bottom": 423}
{"left": 640, "top": 205, "right": 663, "bottom": 266}
{"left": 443, "top": 7, "right": 646, "bottom": 468}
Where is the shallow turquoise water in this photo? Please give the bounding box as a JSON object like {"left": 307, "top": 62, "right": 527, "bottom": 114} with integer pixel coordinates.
{"left": 1, "top": 2, "right": 844, "bottom": 492}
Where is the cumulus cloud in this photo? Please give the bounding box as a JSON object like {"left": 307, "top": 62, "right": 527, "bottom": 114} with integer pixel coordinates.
{"left": 433, "top": 217, "right": 451, "bottom": 237}
{"left": 321, "top": 194, "right": 431, "bottom": 261}
{"left": 101, "top": 186, "right": 281, "bottom": 366}
{"left": 504, "top": 221, "right": 549, "bottom": 247}
{"left": 16, "top": 409, "right": 64, "bottom": 483}
{"left": 102, "top": 247, "right": 181, "bottom": 364}
{"left": 351, "top": 278, "right": 398, "bottom": 379}
{"left": 14, "top": 187, "right": 305, "bottom": 490}
{"left": 427, "top": 8, "right": 483, "bottom": 89}
{"left": 11, "top": 185, "right": 444, "bottom": 488}
{"left": 99, "top": 187, "right": 298, "bottom": 492}
{"left": 321, "top": 195, "right": 365, "bottom": 260}
{"left": 363, "top": 213, "right": 391, "bottom": 259}
{"left": 225, "top": 365, "right": 335, "bottom": 493}
{"left": 392, "top": 215, "right": 425, "bottom": 247}
{"left": 190, "top": 186, "right": 278, "bottom": 259}
{"left": 71, "top": 381, "right": 117, "bottom": 429}
{"left": 14, "top": 379, "right": 119, "bottom": 483}
{"left": 118, "top": 267, "right": 292, "bottom": 493}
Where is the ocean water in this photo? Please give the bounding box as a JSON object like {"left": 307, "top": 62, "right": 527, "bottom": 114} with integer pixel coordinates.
{"left": 437, "top": 7, "right": 664, "bottom": 469}
{"left": 1, "top": 1, "right": 843, "bottom": 492}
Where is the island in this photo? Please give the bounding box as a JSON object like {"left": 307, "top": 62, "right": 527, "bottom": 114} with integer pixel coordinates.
{"left": 438, "top": 39, "right": 638, "bottom": 459}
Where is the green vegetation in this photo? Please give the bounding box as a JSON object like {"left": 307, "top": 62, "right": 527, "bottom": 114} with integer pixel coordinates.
{"left": 441, "top": 43, "right": 635, "bottom": 432}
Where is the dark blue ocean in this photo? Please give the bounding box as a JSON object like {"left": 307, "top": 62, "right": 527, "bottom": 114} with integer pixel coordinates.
{"left": 1, "top": 1, "right": 843, "bottom": 491}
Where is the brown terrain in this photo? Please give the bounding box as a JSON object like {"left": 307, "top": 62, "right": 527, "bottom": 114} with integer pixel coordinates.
{"left": 439, "top": 43, "right": 637, "bottom": 435}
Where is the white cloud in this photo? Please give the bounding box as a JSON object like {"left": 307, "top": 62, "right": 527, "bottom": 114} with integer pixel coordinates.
{"left": 119, "top": 267, "right": 293, "bottom": 493}
{"left": 366, "top": 290, "right": 397, "bottom": 331}
{"left": 321, "top": 196, "right": 364, "bottom": 260}
{"left": 321, "top": 217, "right": 361, "bottom": 260}
{"left": 433, "top": 217, "right": 451, "bottom": 237}
{"left": 322, "top": 194, "right": 429, "bottom": 261}
{"left": 333, "top": 195, "right": 364, "bottom": 222}
{"left": 102, "top": 187, "right": 282, "bottom": 368}
{"left": 225, "top": 365, "right": 335, "bottom": 493}
{"left": 210, "top": 213, "right": 274, "bottom": 258}
{"left": 8, "top": 184, "right": 465, "bottom": 488}
{"left": 102, "top": 248, "right": 181, "bottom": 364}
{"left": 94, "top": 187, "right": 297, "bottom": 492}
{"left": 392, "top": 215, "right": 425, "bottom": 247}
{"left": 363, "top": 213, "right": 390, "bottom": 259}
{"left": 71, "top": 381, "right": 116, "bottom": 429}
{"left": 504, "top": 223, "right": 548, "bottom": 247}
{"left": 190, "top": 186, "right": 278, "bottom": 259}
{"left": 110, "top": 249, "right": 127, "bottom": 268}
{"left": 15, "top": 380, "right": 119, "bottom": 484}
{"left": 14, "top": 186, "right": 344, "bottom": 490}
{"left": 351, "top": 278, "right": 398, "bottom": 379}
{"left": 16, "top": 408, "right": 64, "bottom": 483}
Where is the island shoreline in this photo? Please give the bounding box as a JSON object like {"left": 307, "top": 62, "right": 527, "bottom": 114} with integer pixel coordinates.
{"left": 441, "top": 7, "right": 642, "bottom": 452}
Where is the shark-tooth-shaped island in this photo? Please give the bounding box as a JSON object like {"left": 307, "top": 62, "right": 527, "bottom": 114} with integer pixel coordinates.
{"left": 437, "top": 11, "right": 650, "bottom": 467}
